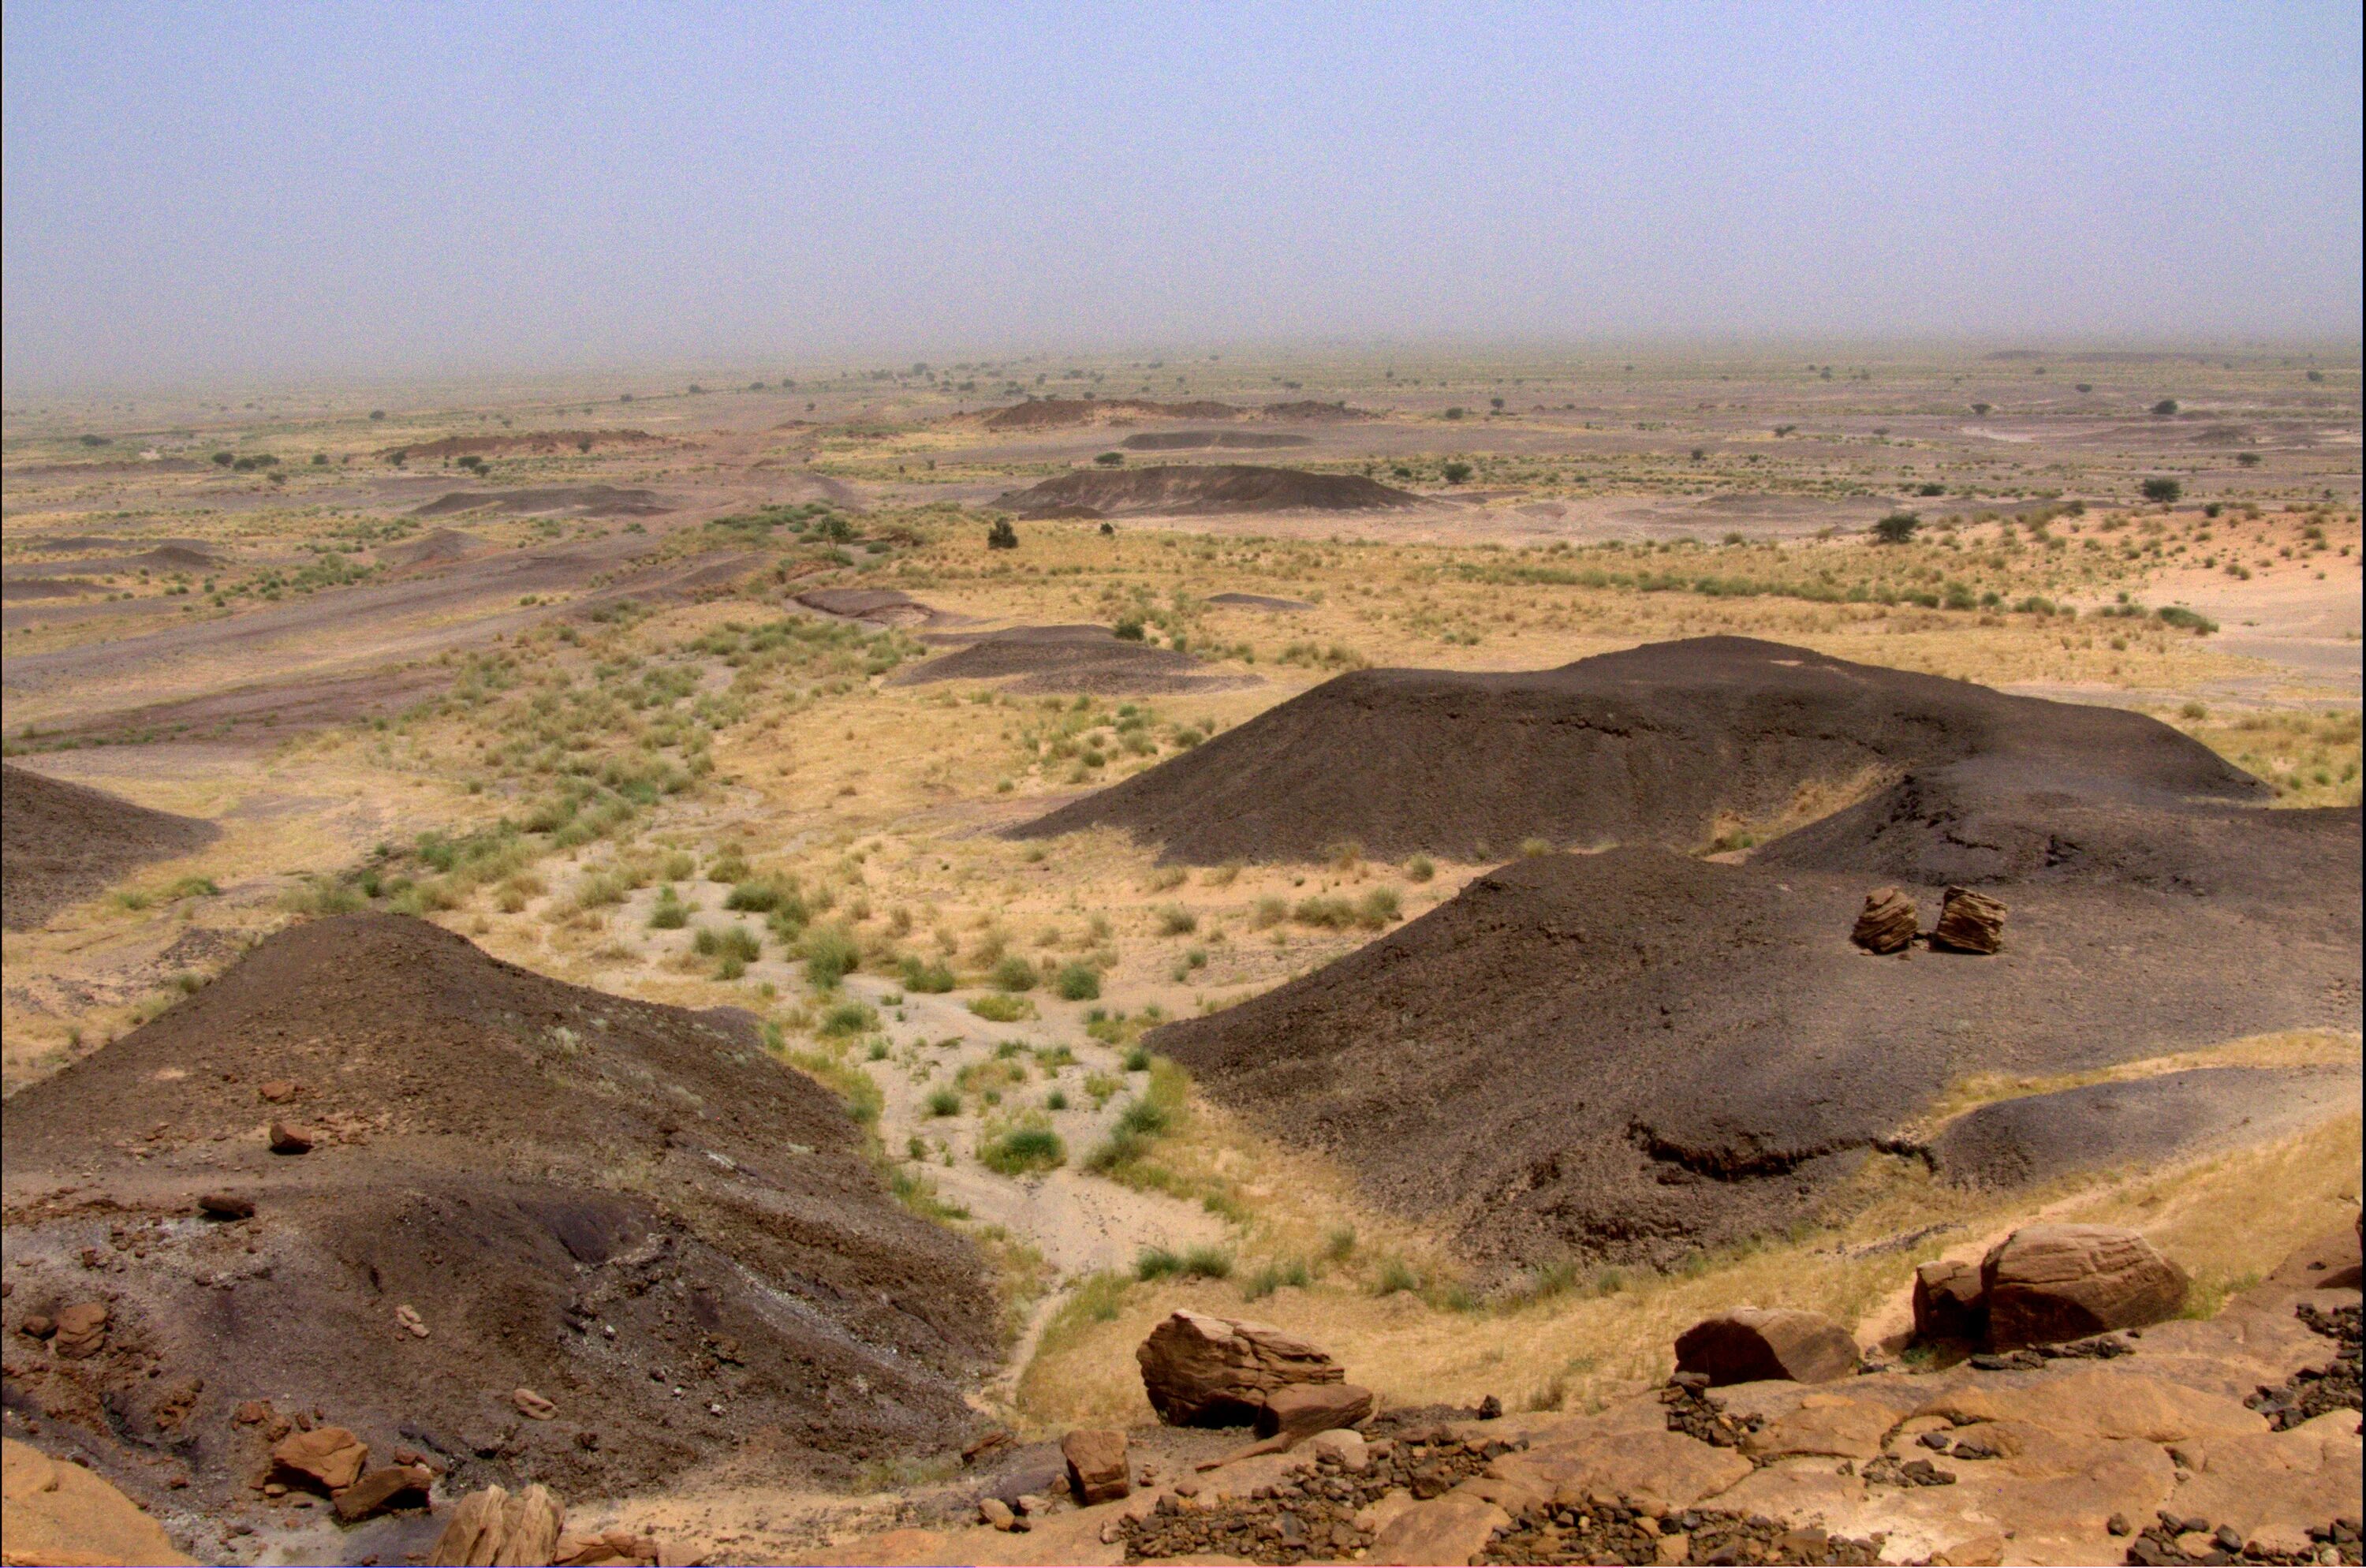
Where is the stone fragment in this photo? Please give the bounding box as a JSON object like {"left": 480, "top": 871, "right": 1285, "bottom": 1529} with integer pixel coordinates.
{"left": 332, "top": 1464, "right": 432, "bottom": 1522}
{"left": 1253, "top": 1380, "right": 1375, "bottom": 1443}
{"left": 50, "top": 1301, "right": 109, "bottom": 1359}
{"left": 513, "top": 1387, "right": 558, "bottom": 1421}
{"left": 396, "top": 1303, "right": 429, "bottom": 1338}
{"left": 196, "top": 1192, "right": 256, "bottom": 1219}
{"left": 1851, "top": 887, "right": 1918, "bottom": 953}
{"left": 1913, "top": 1257, "right": 1987, "bottom": 1344}
{"left": 267, "top": 1120, "right": 316, "bottom": 1155}
{"left": 428, "top": 1483, "right": 564, "bottom": 1567}
{"left": 1059, "top": 1428, "right": 1129, "bottom": 1504}
{"left": 1982, "top": 1225, "right": 2189, "bottom": 1346}
{"left": 1308, "top": 1428, "right": 1369, "bottom": 1471}
{"left": 1674, "top": 1307, "right": 1859, "bottom": 1386}
{"left": 271, "top": 1426, "right": 368, "bottom": 1491}
{"left": 20, "top": 1314, "right": 55, "bottom": 1339}
{"left": 1931, "top": 886, "right": 2007, "bottom": 954}
{"left": 258, "top": 1080, "right": 300, "bottom": 1103}
{"left": 977, "top": 1496, "right": 1015, "bottom": 1530}
{"left": 1136, "top": 1309, "right": 1342, "bottom": 1425}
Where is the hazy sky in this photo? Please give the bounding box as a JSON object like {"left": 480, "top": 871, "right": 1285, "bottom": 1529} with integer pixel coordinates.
{"left": 4, "top": 1, "right": 2360, "bottom": 390}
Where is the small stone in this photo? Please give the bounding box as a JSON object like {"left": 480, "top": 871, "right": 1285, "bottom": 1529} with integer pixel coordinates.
{"left": 1930, "top": 887, "right": 2007, "bottom": 954}
{"left": 979, "top": 1497, "right": 1014, "bottom": 1530}
{"left": 272, "top": 1426, "right": 368, "bottom": 1491}
{"left": 513, "top": 1387, "right": 557, "bottom": 1421}
{"left": 394, "top": 1304, "right": 428, "bottom": 1338}
{"left": 197, "top": 1193, "right": 256, "bottom": 1219}
{"left": 1060, "top": 1428, "right": 1129, "bottom": 1505}
{"left": 267, "top": 1121, "right": 316, "bottom": 1155}
{"left": 259, "top": 1080, "right": 300, "bottom": 1103}
{"left": 1851, "top": 887, "right": 1919, "bottom": 953}
{"left": 2108, "top": 1514, "right": 2133, "bottom": 1536}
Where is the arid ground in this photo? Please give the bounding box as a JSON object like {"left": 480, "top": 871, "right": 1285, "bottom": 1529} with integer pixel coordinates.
{"left": 2, "top": 348, "right": 2359, "bottom": 1566}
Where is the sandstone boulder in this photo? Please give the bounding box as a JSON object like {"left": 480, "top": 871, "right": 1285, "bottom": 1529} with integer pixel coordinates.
{"left": 1059, "top": 1428, "right": 1129, "bottom": 1504}
{"left": 50, "top": 1301, "right": 109, "bottom": 1359}
{"left": 1851, "top": 887, "right": 1918, "bottom": 954}
{"left": 1, "top": 1437, "right": 198, "bottom": 1566}
{"left": 271, "top": 1425, "right": 368, "bottom": 1491}
{"left": 1136, "top": 1309, "right": 1342, "bottom": 1425}
{"left": 1913, "top": 1259, "right": 1987, "bottom": 1342}
{"left": 428, "top": 1483, "right": 565, "bottom": 1567}
{"left": 267, "top": 1119, "right": 316, "bottom": 1155}
{"left": 1674, "top": 1308, "right": 1859, "bottom": 1386}
{"left": 1981, "top": 1225, "right": 2188, "bottom": 1347}
{"left": 1931, "top": 887, "right": 2007, "bottom": 954}
{"left": 1368, "top": 1491, "right": 1510, "bottom": 1567}
{"left": 1253, "top": 1380, "right": 1374, "bottom": 1444}
{"left": 333, "top": 1463, "right": 434, "bottom": 1522}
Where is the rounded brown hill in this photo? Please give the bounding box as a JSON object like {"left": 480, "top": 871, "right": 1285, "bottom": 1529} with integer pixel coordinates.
{"left": 0, "top": 915, "right": 996, "bottom": 1514}
{"left": 995, "top": 464, "right": 1423, "bottom": 520}
{"left": 2, "top": 764, "right": 218, "bottom": 930}
{"left": 1010, "top": 637, "right": 2263, "bottom": 865}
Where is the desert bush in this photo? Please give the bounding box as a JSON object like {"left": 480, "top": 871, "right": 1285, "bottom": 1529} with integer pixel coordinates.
{"left": 968, "top": 994, "right": 1035, "bottom": 1023}
{"left": 1241, "top": 1257, "right": 1311, "bottom": 1300}
{"left": 1405, "top": 854, "right": 1435, "bottom": 883}
{"left": 2140, "top": 477, "right": 2184, "bottom": 503}
{"left": 991, "top": 954, "right": 1039, "bottom": 992}
{"left": 1054, "top": 961, "right": 1101, "bottom": 1001}
{"left": 1872, "top": 511, "right": 1920, "bottom": 544}
{"left": 901, "top": 956, "right": 957, "bottom": 992}
{"left": 819, "top": 999, "right": 877, "bottom": 1037}
{"left": 926, "top": 1087, "right": 961, "bottom": 1117}
{"left": 647, "top": 887, "right": 689, "bottom": 928}
{"left": 1357, "top": 887, "right": 1401, "bottom": 928}
{"left": 981, "top": 1122, "right": 1064, "bottom": 1174}
{"left": 1155, "top": 905, "right": 1198, "bottom": 936}
{"left": 801, "top": 920, "right": 861, "bottom": 987}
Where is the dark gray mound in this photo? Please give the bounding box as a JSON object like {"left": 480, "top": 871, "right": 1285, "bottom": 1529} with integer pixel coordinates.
{"left": 892, "top": 625, "right": 1248, "bottom": 695}
{"left": 411, "top": 485, "right": 668, "bottom": 518}
{"left": 1121, "top": 431, "right": 1312, "bottom": 451}
{"left": 1206, "top": 592, "right": 1313, "bottom": 611}
{"left": 1928, "top": 1064, "right": 2364, "bottom": 1188}
{"left": 1014, "top": 637, "right": 2260, "bottom": 865}
{"left": 793, "top": 586, "right": 946, "bottom": 626}
{"left": 1, "top": 915, "right": 997, "bottom": 1519}
{"left": 2, "top": 764, "right": 220, "bottom": 930}
{"left": 1150, "top": 842, "right": 2360, "bottom": 1271}
{"left": 995, "top": 465, "right": 1423, "bottom": 520}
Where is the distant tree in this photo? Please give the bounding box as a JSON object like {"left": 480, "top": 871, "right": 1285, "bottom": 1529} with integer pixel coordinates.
{"left": 686, "top": 384, "right": 705, "bottom": 395}
{"left": 2306, "top": 369, "right": 2325, "bottom": 383}
{"left": 1099, "top": 521, "right": 1115, "bottom": 536}
{"left": 748, "top": 380, "right": 767, "bottom": 390}
{"left": 1689, "top": 447, "right": 1706, "bottom": 461}
{"left": 2151, "top": 398, "right": 2180, "bottom": 417}
{"left": 1872, "top": 511, "right": 1921, "bottom": 544}
{"left": 1113, "top": 617, "right": 1145, "bottom": 640}
{"left": 985, "top": 519, "right": 1019, "bottom": 551}
{"left": 1970, "top": 401, "right": 1992, "bottom": 416}
{"left": 1489, "top": 397, "right": 1505, "bottom": 412}
{"left": 210, "top": 450, "right": 234, "bottom": 466}
{"left": 1441, "top": 461, "right": 1474, "bottom": 483}
{"left": 79, "top": 433, "right": 112, "bottom": 446}
{"left": 368, "top": 409, "right": 386, "bottom": 420}
{"left": 2140, "top": 477, "right": 2183, "bottom": 503}
{"left": 1094, "top": 451, "right": 1125, "bottom": 467}
{"left": 2236, "top": 452, "right": 2263, "bottom": 468}
{"left": 619, "top": 392, "right": 635, "bottom": 403}
{"left": 311, "top": 453, "right": 328, "bottom": 465}
{"left": 1917, "top": 481, "right": 1946, "bottom": 496}
{"left": 1772, "top": 424, "right": 1797, "bottom": 437}
{"left": 1443, "top": 406, "right": 1466, "bottom": 420}
{"left": 2074, "top": 383, "right": 2093, "bottom": 394}
{"left": 577, "top": 438, "right": 593, "bottom": 453}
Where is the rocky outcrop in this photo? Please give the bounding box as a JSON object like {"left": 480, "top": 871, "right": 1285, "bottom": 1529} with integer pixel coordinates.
{"left": 428, "top": 1483, "right": 565, "bottom": 1567}
{"left": 1255, "top": 1381, "right": 1376, "bottom": 1444}
{"left": 1, "top": 1439, "right": 197, "bottom": 1566}
{"left": 1674, "top": 1308, "right": 1860, "bottom": 1387}
{"left": 1137, "top": 1309, "right": 1343, "bottom": 1425}
{"left": 50, "top": 1301, "right": 108, "bottom": 1359}
{"left": 1849, "top": 887, "right": 1918, "bottom": 953}
{"left": 1930, "top": 886, "right": 2007, "bottom": 954}
{"left": 1983, "top": 1224, "right": 2189, "bottom": 1346}
{"left": 270, "top": 1426, "right": 368, "bottom": 1491}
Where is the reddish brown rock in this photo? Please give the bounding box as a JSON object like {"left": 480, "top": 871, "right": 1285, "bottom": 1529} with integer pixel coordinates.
{"left": 1850, "top": 887, "right": 1919, "bottom": 954}
{"left": 196, "top": 1191, "right": 255, "bottom": 1219}
{"left": 258, "top": 1079, "right": 300, "bottom": 1103}
{"left": 1136, "top": 1309, "right": 1342, "bottom": 1425}
{"left": 1930, "top": 887, "right": 2007, "bottom": 954}
{"left": 50, "top": 1301, "right": 109, "bottom": 1359}
{"left": 513, "top": 1387, "right": 558, "bottom": 1421}
{"left": 271, "top": 1425, "right": 368, "bottom": 1491}
{"left": 1674, "top": 1307, "right": 1859, "bottom": 1387}
{"left": 1982, "top": 1224, "right": 2189, "bottom": 1346}
{"left": 1059, "top": 1428, "right": 1130, "bottom": 1504}
{"left": 1913, "top": 1258, "right": 1987, "bottom": 1342}
{"left": 332, "top": 1464, "right": 432, "bottom": 1522}
{"left": 1253, "top": 1379, "right": 1375, "bottom": 1443}
{"left": 267, "top": 1120, "right": 316, "bottom": 1155}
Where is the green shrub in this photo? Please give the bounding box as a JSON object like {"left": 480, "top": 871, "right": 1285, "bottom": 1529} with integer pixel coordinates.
{"left": 801, "top": 920, "right": 860, "bottom": 987}
{"left": 968, "top": 994, "right": 1035, "bottom": 1023}
{"left": 1405, "top": 854, "right": 1435, "bottom": 883}
{"left": 1155, "top": 905, "right": 1198, "bottom": 936}
{"left": 819, "top": 1000, "right": 877, "bottom": 1037}
{"left": 1125, "top": 1046, "right": 1151, "bottom": 1072}
{"left": 1241, "top": 1257, "right": 1311, "bottom": 1300}
{"left": 991, "top": 954, "right": 1039, "bottom": 992}
{"left": 1872, "top": 511, "right": 1920, "bottom": 544}
{"left": 1372, "top": 1257, "right": 1423, "bottom": 1296}
{"left": 1054, "top": 962, "right": 1101, "bottom": 1001}
{"left": 648, "top": 887, "right": 689, "bottom": 928}
{"left": 926, "top": 1088, "right": 962, "bottom": 1117}
{"left": 981, "top": 1124, "right": 1064, "bottom": 1174}
{"left": 2140, "top": 477, "right": 2183, "bottom": 503}
{"left": 901, "top": 956, "right": 956, "bottom": 992}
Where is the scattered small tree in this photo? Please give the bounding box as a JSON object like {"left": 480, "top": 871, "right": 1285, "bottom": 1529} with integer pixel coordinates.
{"left": 1970, "top": 401, "right": 1992, "bottom": 417}
{"left": 1094, "top": 450, "right": 1125, "bottom": 467}
{"left": 1440, "top": 461, "right": 1473, "bottom": 483}
{"left": 985, "top": 519, "right": 1019, "bottom": 551}
{"left": 2151, "top": 398, "right": 2180, "bottom": 417}
{"left": 2140, "top": 477, "right": 2183, "bottom": 504}
{"left": 1872, "top": 511, "right": 1921, "bottom": 544}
